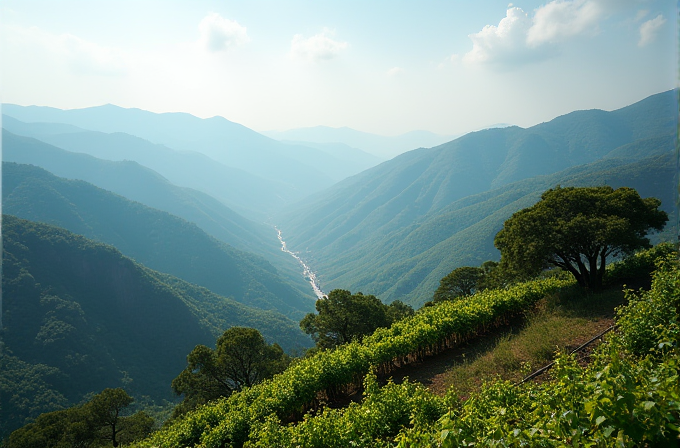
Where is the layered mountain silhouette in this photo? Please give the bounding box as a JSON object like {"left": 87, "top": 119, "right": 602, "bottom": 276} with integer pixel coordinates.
{"left": 2, "top": 105, "right": 387, "bottom": 212}
{"left": 1, "top": 131, "right": 315, "bottom": 298}
{"left": 277, "top": 90, "right": 677, "bottom": 306}
{"left": 3, "top": 162, "right": 314, "bottom": 318}
{"left": 263, "top": 126, "right": 457, "bottom": 159}
{"left": 2, "top": 117, "right": 299, "bottom": 219}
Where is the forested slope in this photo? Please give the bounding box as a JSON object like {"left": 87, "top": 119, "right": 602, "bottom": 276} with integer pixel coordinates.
{"left": 323, "top": 154, "right": 676, "bottom": 306}
{"left": 2, "top": 163, "right": 314, "bottom": 317}
{"left": 278, "top": 90, "right": 677, "bottom": 306}
{"left": 0, "top": 216, "right": 311, "bottom": 438}
{"left": 1, "top": 131, "right": 314, "bottom": 298}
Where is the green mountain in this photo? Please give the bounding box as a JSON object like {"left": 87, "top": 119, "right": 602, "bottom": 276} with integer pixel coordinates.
{"left": 1, "top": 119, "right": 298, "bottom": 219}
{"left": 0, "top": 215, "right": 311, "bottom": 437}
{"left": 2, "top": 162, "right": 314, "bottom": 318}
{"left": 0, "top": 104, "right": 353, "bottom": 202}
{"left": 278, "top": 91, "right": 677, "bottom": 306}
{"left": 0, "top": 130, "right": 315, "bottom": 299}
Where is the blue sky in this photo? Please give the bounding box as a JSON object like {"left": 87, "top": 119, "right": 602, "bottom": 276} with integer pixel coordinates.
{"left": 1, "top": 0, "right": 675, "bottom": 135}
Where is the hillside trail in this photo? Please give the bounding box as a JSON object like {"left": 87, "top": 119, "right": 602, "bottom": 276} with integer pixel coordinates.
{"left": 377, "top": 282, "right": 634, "bottom": 396}
{"left": 386, "top": 315, "right": 614, "bottom": 396}
{"left": 326, "top": 293, "right": 620, "bottom": 410}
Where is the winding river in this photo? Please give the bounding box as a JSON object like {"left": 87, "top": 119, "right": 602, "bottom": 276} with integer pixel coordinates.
{"left": 275, "top": 227, "right": 326, "bottom": 300}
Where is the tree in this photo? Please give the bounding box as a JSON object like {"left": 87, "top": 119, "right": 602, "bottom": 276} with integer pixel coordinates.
{"left": 171, "top": 327, "right": 288, "bottom": 416}
{"left": 494, "top": 186, "right": 667, "bottom": 290}
{"left": 7, "top": 388, "right": 153, "bottom": 448}
{"left": 433, "top": 266, "right": 484, "bottom": 302}
{"left": 385, "top": 300, "right": 415, "bottom": 323}
{"left": 300, "top": 290, "right": 391, "bottom": 349}
{"left": 87, "top": 388, "right": 153, "bottom": 447}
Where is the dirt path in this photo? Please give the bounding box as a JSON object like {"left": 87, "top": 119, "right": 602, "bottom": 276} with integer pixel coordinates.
{"left": 386, "top": 324, "right": 520, "bottom": 394}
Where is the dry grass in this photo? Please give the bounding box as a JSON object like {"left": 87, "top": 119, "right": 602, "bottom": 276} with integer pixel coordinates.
{"left": 433, "top": 286, "right": 623, "bottom": 399}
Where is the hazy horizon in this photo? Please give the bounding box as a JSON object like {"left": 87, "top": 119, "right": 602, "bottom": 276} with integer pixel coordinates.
{"left": 1, "top": 0, "right": 675, "bottom": 137}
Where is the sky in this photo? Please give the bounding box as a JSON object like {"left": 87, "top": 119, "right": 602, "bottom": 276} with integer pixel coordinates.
{"left": 1, "top": 0, "right": 676, "bottom": 136}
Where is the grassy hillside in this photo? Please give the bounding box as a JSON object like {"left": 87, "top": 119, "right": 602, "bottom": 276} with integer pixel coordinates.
{"left": 0, "top": 131, "right": 315, "bottom": 299}
{"left": 2, "top": 162, "right": 314, "bottom": 318}
{"left": 278, "top": 91, "right": 676, "bottom": 306}
{"left": 0, "top": 215, "right": 311, "bottom": 438}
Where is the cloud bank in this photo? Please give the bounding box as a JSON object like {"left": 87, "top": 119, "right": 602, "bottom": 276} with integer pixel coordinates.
{"left": 199, "top": 12, "right": 249, "bottom": 52}
{"left": 290, "top": 28, "right": 348, "bottom": 62}
{"left": 463, "top": 0, "right": 639, "bottom": 69}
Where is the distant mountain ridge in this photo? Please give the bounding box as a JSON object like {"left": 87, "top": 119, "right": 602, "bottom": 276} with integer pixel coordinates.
{"left": 263, "top": 126, "right": 458, "bottom": 159}
{"left": 1, "top": 116, "right": 302, "bottom": 219}
{"left": 1, "top": 104, "right": 384, "bottom": 207}
{"left": 278, "top": 90, "right": 677, "bottom": 306}
{"left": 0, "top": 130, "right": 316, "bottom": 301}
{"left": 3, "top": 162, "right": 314, "bottom": 318}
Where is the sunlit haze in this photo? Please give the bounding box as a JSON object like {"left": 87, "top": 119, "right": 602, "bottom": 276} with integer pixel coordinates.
{"left": 1, "top": 0, "right": 676, "bottom": 136}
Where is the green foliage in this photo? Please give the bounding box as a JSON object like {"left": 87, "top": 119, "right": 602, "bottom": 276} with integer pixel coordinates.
{"left": 300, "top": 290, "right": 391, "bottom": 349}
{"left": 395, "top": 249, "right": 680, "bottom": 448}
{"left": 605, "top": 241, "right": 678, "bottom": 285}
{"left": 0, "top": 354, "right": 69, "bottom": 440}
{"left": 245, "top": 373, "right": 444, "bottom": 448}
{"left": 495, "top": 186, "right": 668, "bottom": 289}
{"left": 7, "top": 388, "right": 153, "bottom": 448}
{"left": 385, "top": 300, "right": 415, "bottom": 324}
{"left": 433, "top": 267, "right": 483, "bottom": 302}
{"left": 1, "top": 215, "right": 310, "bottom": 437}
{"left": 171, "top": 327, "right": 289, "bottom": 417}
{"left": 135, "top": 277, "right": 568, "bottom": 447}
{"left": 616, "top": 255, "right": 680, "bottom": 356}
{"left": 134, "top": 246, "right": 678, "bottom": 448}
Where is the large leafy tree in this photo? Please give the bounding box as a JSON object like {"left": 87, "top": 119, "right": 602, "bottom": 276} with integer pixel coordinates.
{"left": 171, "top": 327, "right": 288, "bottom": 416}
{"left": 494, "top": 186, "right": 667, "bottom": 290}
{"left": 300, "top": 290, "right": 412, "bottom": 349}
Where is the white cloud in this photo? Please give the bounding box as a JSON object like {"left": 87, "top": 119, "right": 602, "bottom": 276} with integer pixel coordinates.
{"left": 9, "top": 25, "right": 127, "bottom": 76}
{"left": 463, "top": 7, "right": 543, "bottom": 66}
{"left": 463, "top": 0, "right": 637, "bottom": 69}
{"left": 290, "top": 28, "right": 348, "bottom": 62}
{"left": 199, "top": 12, "right": 249, "bottom": 52}
{"left": 527, "top": 0, "right": 604, "bottom": 46}
{"left": 638, "top": 14, "right": 666, "bottom": 47}
{"left": 387, "top": 66, "right": 404, "bottom": 76}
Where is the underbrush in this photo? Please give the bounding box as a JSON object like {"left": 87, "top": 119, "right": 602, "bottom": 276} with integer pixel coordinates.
{"left": 133, "top": 245, "right": 679, "bottom": 447}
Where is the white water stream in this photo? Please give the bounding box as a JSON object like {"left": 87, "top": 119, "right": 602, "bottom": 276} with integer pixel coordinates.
{"left": 275, "top": 227, "right": 326, "bottom": 300}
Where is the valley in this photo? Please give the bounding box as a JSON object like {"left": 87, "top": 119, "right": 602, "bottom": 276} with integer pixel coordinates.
{"left": 2, "top": 88, "right": 677, "bottom": 446}
{"left": 3, "top": 1, "right": 677, "bottom": 445}
{"left": 276, "top": 227, "right": 327, "bottom": 300}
